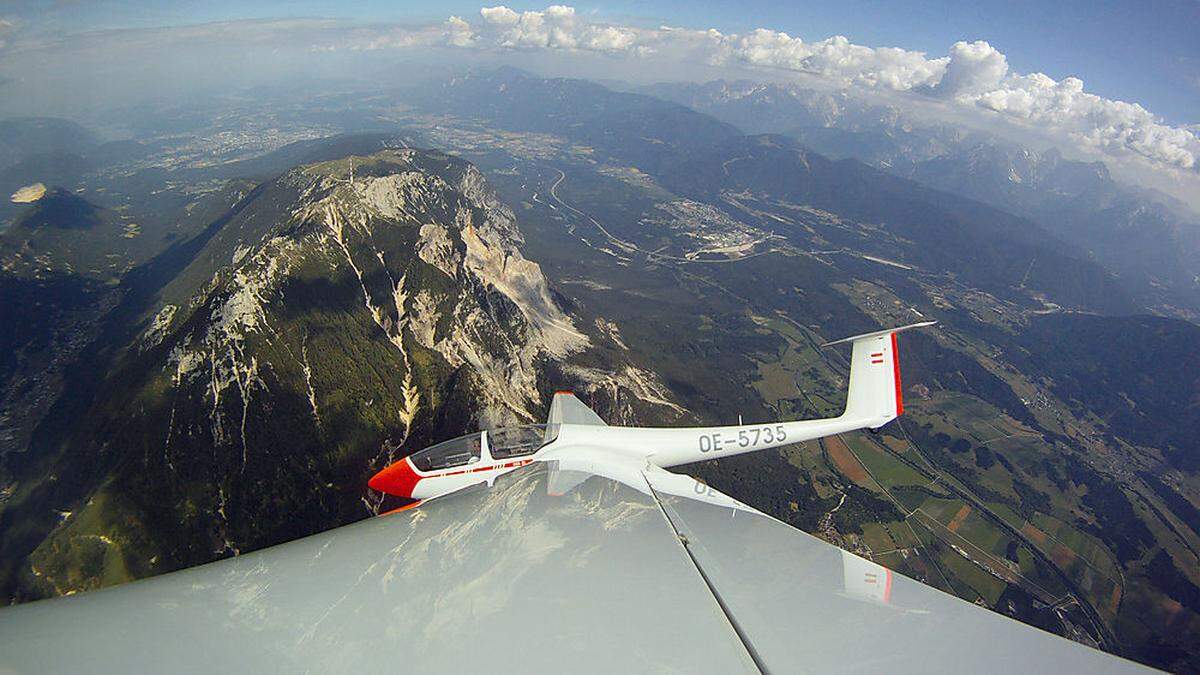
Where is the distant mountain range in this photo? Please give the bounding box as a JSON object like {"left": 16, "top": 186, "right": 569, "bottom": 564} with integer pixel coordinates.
{"left": 646, "top": 80, "right": 1200, "bottom": 318}
{"left": 904, "top": 144, "right": 1200, "bottom": 314}
{"left": 0, "top": 118, "right": 154, "bottom": 229}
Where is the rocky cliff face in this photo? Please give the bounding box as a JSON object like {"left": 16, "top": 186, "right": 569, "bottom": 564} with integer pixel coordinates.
{"left": 1, "top": 149, "right": 599, "bottom": 598}
{"left": 153, "top": 149, "right": 587, "bottom": 442}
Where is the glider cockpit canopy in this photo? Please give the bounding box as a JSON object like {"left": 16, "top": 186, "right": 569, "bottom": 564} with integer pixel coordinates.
{"left": 407, "top": 424, "right": 561, "bottom": 472}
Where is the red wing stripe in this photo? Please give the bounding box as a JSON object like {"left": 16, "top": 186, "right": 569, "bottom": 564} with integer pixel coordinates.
{"left": 891, "top": 332, "right": 903, "bottom": 417}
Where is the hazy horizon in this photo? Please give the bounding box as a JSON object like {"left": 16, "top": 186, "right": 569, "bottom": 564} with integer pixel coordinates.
{"left": 2, "top": 3, "right": 1199, "bottom": 210}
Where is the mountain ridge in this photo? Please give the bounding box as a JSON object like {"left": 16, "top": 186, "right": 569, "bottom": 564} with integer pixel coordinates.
{"left": 0, "top": 147, "right": 598, "bottom": 599}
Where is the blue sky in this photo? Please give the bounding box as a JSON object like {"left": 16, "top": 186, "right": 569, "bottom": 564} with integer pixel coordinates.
{"left": 14, "top": 0, "right": 1199, "bottom": 124}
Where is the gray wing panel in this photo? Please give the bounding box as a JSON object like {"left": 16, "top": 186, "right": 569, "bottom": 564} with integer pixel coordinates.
{"left": 646, "top": 475, "right": 1154, "bottom": 674}
{"left": 0, "top": 464, "right": 757, "bottom": 674}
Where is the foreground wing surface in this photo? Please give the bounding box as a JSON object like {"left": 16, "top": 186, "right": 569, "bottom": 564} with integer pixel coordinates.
{"left": 641, "top": 470, "right": 1151, "bottom": 673}
{"left": 0, "top": 458, "right": 1152, "bottom": 673}
{"left": 0, "top": 464, "right": 758, "bottom": 674}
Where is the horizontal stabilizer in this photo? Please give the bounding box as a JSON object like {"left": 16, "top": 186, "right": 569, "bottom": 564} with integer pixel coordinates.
{"left": 822, "top": 321, "right": 937, "bottom": 347}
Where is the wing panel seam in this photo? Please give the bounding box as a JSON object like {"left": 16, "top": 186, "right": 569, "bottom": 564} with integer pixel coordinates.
{"left": 641, "top": 471, "right": 771, "bottom": 675}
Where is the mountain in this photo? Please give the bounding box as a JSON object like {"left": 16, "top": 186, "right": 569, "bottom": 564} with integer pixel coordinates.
{"left": 0, "top": 119, "right": 100, "bottom": 228}
{"left": 0, "top": 179, "right": 253, "bottom": 456}
{"left": 1, "top": 188, "right": 177, "bottom": 462}
{"left": 904, "top": 145, "right": 1200, "bottom": 316}
{"left": 416, "top": 72, "right": 1137, "bottom": 315}
{"left": 408, "top": 67, "right": 743, "bottom": 172}
{"left": 422, "top": 72, "right": 1138, "bottom": 317}
{"left": 3, "top": 189, "right": 132, "bottom": 278}
{"left": 1018, "top": 314, "right": 1200, "bottom": 472}
{"left": 0, "top": 116, "right": 158, "bottom": 230}
{"left": 0, "top": 118, "right": 99, "bottom": 171}
{"left": 645, "top": 79, "right": 972, "bottom": 165}
{"left": 654, "top": 134, "right": 1138, "bottom": 317}
{"left": 0, "top": 148, "right": 600, "bottom": 599}
{"left": 644, "top": 80, "right": 1200, "bottom": 318}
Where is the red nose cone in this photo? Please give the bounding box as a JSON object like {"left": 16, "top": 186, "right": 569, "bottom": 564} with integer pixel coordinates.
{"left": 368, "top": 458, "right": 422, "bottom": 498}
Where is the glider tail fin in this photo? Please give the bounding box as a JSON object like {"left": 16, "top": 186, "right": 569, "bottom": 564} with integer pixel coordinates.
{"left": 826, "top": 321, "right": 936, "bottom": 429}
{"left": 547, "top": 391, "right": 608, "bottom": 428}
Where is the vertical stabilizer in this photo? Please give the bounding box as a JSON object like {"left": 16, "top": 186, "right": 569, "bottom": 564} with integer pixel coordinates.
{"left": 546, "top": 391, "right": 608, "bottom": 428}
{"left": 825, "top": 321, "right": 934, "bottom": 429}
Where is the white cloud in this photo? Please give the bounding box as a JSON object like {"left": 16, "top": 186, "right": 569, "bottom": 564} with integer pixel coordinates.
{"left": 330, "top": 25, "right": 443, "bottom": 51}
{"left": 478, "top": 5, "right": 578, "bottom": 49}
{"left": 582, "top": 24, "right": 635, "bottom": 52}
{"left": 932, "top": 40, "right": 1008, "bottom": 97}
{"left": 475, "top": 5, "right": 650, "bottom": 53}
{"left": 445, "top": 15, "right": 475, "bottom": 47}
{"left": 479, "top": 6, "right": 519, "bottom": 26}
{"left": 967, "top": 73, "right": 1199, "bottom": 170}
{"left": 705, "top": 30, "right": 948, "bottom": 91}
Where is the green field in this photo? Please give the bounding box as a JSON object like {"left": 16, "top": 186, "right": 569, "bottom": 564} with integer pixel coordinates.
{"left": 844, "top": 435, "right": 932, "bottom": 489}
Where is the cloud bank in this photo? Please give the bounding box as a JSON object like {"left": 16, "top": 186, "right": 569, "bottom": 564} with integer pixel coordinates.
{"left": 410, "top": 6, "right": 1199, "bottom": 176}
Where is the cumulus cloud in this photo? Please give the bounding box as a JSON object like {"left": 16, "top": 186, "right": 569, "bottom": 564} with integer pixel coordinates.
{"left": 706, "top": 29, "right": 948, "bottom": 91}
{"left": 931, "top": 40, "right": 1008, "bottom": 97}
{"left": 0, "top": 17, "right": 14, "bottom": 49}
{"left": 474, "top": 5, "right": 639, "bottom": 53}
{"left": 445, "top": 15, "right": 475, "bottom": 48}
{"left": 479, "top": 6, "right": 519, "bottom": 26}
{"left": 480, "top": 4, "right": 574, "bottom": 49}
{"left": 968, "top": 73, "right": 1198, "bottom": 170}
{"left": 584, "top": 25, "right": 636, "bottom": 52}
